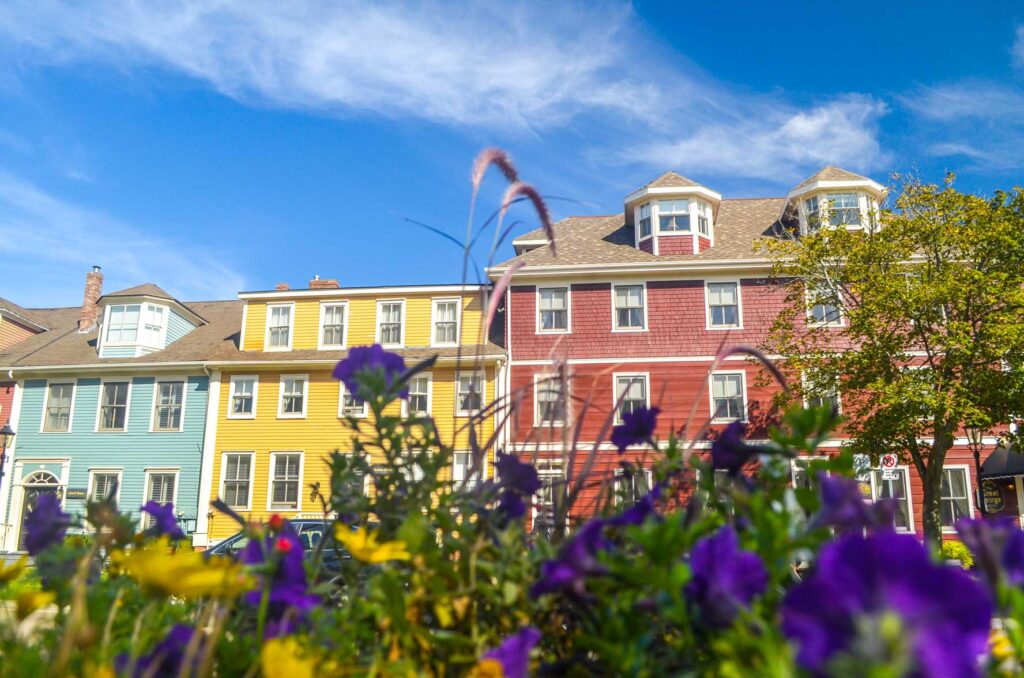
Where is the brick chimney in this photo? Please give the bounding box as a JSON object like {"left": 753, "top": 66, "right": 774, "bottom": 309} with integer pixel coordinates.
{"left": 78, "top": 266, "right": 103, "bottom": 333}
{"left": 275, "top": 282, "right": 290, "bottom": 291}
{"left": 309, "top": 274, "right": 340, "bottom": 290}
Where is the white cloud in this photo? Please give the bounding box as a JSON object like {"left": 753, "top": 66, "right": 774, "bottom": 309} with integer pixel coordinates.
{"left": 1014, "top": 25, "right": 1024, "bottom": 69}
{"left": 0, "top": 171, "right": 246, "bottom": 306}
{"left": 0, "top": 0, "right": 890, "bottom": 185}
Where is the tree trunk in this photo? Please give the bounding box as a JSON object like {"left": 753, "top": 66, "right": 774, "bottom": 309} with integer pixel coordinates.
{"left": 920, "top": 433, "right": 953, "bottom": 550}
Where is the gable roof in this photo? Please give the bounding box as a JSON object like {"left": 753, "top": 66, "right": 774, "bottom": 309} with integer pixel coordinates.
{"left": 0, "top": 296, "right": 49, "bottom": 332}
{"left": 646, "top": 171, "right": 702, "bottom": 189}
{"left": 792, "top": 166, "right": 874, "bottom": 191}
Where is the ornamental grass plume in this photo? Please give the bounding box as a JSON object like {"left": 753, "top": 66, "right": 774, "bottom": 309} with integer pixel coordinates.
{"left": 333, "top": 525, "right": 411, "bottom": 564}
{"left": 124, "top": 537, "right": 252, "bottom": 598}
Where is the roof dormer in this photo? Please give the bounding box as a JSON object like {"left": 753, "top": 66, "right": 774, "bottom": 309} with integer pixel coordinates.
{"left": 96, "top": 283, "right": 206, "bottom": 358}
{"left": 787, "top": 166, "right": 886, "bottom": 235}
{"left": 625, "top": 172, "right": 722, "bottom": 256}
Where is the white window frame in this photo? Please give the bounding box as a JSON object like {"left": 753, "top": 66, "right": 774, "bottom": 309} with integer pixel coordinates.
{"left": 95, "top": 378, "right": 132, "bottom": 433}
{"left": 801, "top": 371, "right": 842, "bottom": 415}
{"left": 103, "top": 303, "right": 143, "bottom": 346}
{"left": 455, "top": 370, "right": 486, "bottom": 417}
{"left": 790, "top": 456, "right": 829, "bottom": 489}
{"left": 939, "top": 464, "right": 975, "bottom": 533}
{"left": 533, "top": 373, "right": 568, "bottom": 427}
{"left": 536, "top": 285, "right": 571, "bottom": 334}
{"left": 451, "top": 451, "right": 482, "bottom": 489}
{"left": 656, "top": 198, "right": 692, "bottom": 233}
{"left": 612, "top": 467, "right": 653, "bottom": 506}
{"left": 264, "top": 302, "right": 295, "bottom": 352}
{"left": 402, "top": 373, "right": 432, "bottom": 417}
{"left": 696, "top": 201, "right": 712, "bottom": 238}
{"left": 142, "top": 468, "right": 180, "bottom": 530}
{"left": 611, "top": 282, "right": 648, "bottom": 332}
{"left": 636, "top": 202, "right": 652, "bottom": 241}
{"left": 338, "top": 381, "right": 369, "bottom": 419}
{"left": 267, "top": 451, "right": 304, "bottom": 512}
{"left": 533, "top": 459, "right": 566, "bottom": 530}
{"left": 40, "top": 379, "right": 76, "bottom": 434}
{"left": 219, "top": 451, "right": 255, "bottom": 512}
{"left": 277, "top": 374, "right": 309, "bottom": 419}
{"left": 227, "top": 375, "right": 259, "bottom": 420}
{"left": 430, "top": 298, "right": 462, "bottom": 347}
{"left": 88, "top": 468, "right": 123, "bottom": 506}
{"left": 613, "top": 372, "right": 650, "bottom": 425}
{"left": 805, "top": 284, "right": 845, "bottom": 328}
{"left": 318, "top": 301, "right": 349, "bottom": 350}
{"left": 375, "top": 300, "right": 406, "bottom": 348}
{"left": 867, "top": 465, "right": 915, "bottom": 533}
{"left": 139, "top": 303, "right": 168, "bottom": 349}
{"left": 705, "top": 279, "right": 743, "bottom": 330}
{"left": 149, "top": 377, "right": 187, "bottom": 432}
{"left": 709, "top": 371, "right": 748, "bottom": 423}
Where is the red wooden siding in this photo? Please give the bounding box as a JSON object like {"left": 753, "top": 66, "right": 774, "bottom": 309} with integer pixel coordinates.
{"left": 655, "top": 234, "right": 694, "bottom": 255}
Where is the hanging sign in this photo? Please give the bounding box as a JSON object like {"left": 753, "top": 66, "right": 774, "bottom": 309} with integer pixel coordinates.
{"left": 982, "top": 480, "right": 1004, "bottom": 513}
{"left": 64, "top": 488, "right": 87, "bottom": 500}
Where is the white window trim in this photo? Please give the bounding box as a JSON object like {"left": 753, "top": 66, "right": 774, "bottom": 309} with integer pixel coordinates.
{"left": 139, "top": 303, "right": 170, "bottom": 350}
{"left": 868, "top": 465, "right": 915, "bottom": 533}
{"left": 94, "top": 378, "right": 133, "bottom": 433}
{"left": 533, "top": 459, "right": 567, "bottom": 529}
{"left": 455, "top": 370, "right": 487, "bottom": 417}
{"left": 801, "top": 371, "right": 843, "bottom": 415}
{"left": 101, "top": 303, "right": 145, "bottom": 347}
{"left": 805, "top": 284, "right": 845, "bottom": 328}
{"left": 264, "top": 302, "right": 295, "bottom": 352}
{"left": 142, "top": 467, "right": 181, "bottom": 524}
{"left": 430, "top": 297, "right": 462, "bottom": 347}
{"left": 338, "top": 381, "right": 369, "bottom": 419}
{"left": 533, "top": 373, "right": 568, "bottom": 428}
{"left": 39, "top": 379, "right": 77, "bottom": 434}
{"left": 612, "top": 467, "right": 654, "bottom": 506}
{"left": 800, "top": 192, "right": 872, "bottom": 235}
{"left": 87, "top": 468, "right": 123, "bottom": 506}
{"left": 266, "top": 451, "right": 305, "bottom": 512}
{"left": 149, "top": 377, "right": 188, "bottom": 433}
{"left": 940, "top": 464, "right": 976, "bottom": 533}
{"left": 401, "top": 372, "right": 433, "bottom": 417}
{"left": 655, "top": 198, "right": 693, "bottom": 235}
{"left": 790, "top": 456, "right": 829, "bottom": 487}
{"left": 219, "top": 451, "right": 256, "bottom": 512}
{"left": 611, "top": 281, "right": 648, "bottom": 333}
{"left": 709, "top": 370, "right": 748, "bottom": 423}
{"left": 227, "top": 375, "right": 259, "bottom": 420}
{"left": 277, "top": 374, "right": 309, "bottom": 419}
{"left": 612, "top": 372, "right": 650, "bottom": 425}
{"left": 536, "top": 285, "right": 571, "bottom": 335}
{"left": 375, "top": 299, "right": 407, "bottom": 348}
{"left": 704, "top": 279, "right": 744, "bottom": 330}
{"left": 317, "top": 301, "right": 349, "bottom": 350}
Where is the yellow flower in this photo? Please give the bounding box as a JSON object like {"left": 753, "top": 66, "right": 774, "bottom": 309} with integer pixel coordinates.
{"left": 333, "top": 526, "right": 410, "bottom": 564}
{"left": 261, "top": 636, "right": 316, "bottom": 678}
{"left": 125, "top": 537, "right": 252, "bottom": 598}
{"left": 83, "top": 664, "right": 116, "bottom": 678}
{"left": 467, "top": 658, "right": 504, "bottom": 678}
{"left": 16, "top": 590, "right": 55, "bottom": 620}
{"left": 0, "top": 555, "right": 27, "bottom": 584}
{"left": 992, "top": 629, "right": 1015, "bottom": 662}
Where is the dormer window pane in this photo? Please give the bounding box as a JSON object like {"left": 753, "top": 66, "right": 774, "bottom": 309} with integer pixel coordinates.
{"left": 827, "top": 193, "right": 861, "bottom": 227}
{"left": 268, "top": 306, "right": 292, "bottom": 348}
{"left": 538, "top": 287, "right": 568, "bottom": 331}
{"left": 637, "top": 203, "right": 652, "bottom": 239}
{"left": 697, "top": 202, "right": 710, "bottom": 236}
{"left": 434, "top": 301, "right": 458, "bottom": 344}
{"left": 658, "top": 199, "right": 690, "bottom": 232}
{"left": 106, "top": 304, "right": 140, "bottom": 343}
{"left": 378, "top": 302, "right": 403, "bottom": 345}
{"left": 804, "top": 196, "right": 821, "bottom": 232}
{"left": 142, "top": 305, "right": 164, "bottom": 345}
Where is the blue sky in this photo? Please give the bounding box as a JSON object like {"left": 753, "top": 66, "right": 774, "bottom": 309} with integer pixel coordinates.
{"left": 0, "top": 1, "right": 1021, "bottom": 306}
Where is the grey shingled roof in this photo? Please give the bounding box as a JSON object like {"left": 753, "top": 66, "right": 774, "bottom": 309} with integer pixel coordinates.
{"left": 645, "top": 171, "right": 703, "bottom": 189}
{"left": 0, "top": 296, "right": 49, "bottom": 331}
{"left": 792, "top": 166, "right": 873, "bottom": 191}
{"left": 102, "top": 283, "right": 175, "bottom": 300}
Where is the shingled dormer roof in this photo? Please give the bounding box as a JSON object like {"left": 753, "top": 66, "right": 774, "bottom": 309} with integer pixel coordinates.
{"left": 103, "top": 283, "right": 175, "bottom": 300}
{"left": 645, "top": 171, "right": 703, "bottom": 189}
{"left": 791, "top": 166, "right": 877, "bottom": 191}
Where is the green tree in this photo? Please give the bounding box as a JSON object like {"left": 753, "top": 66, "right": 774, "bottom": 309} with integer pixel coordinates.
{"left": 762, "top": 174, "right": 1024, "bottom": 546}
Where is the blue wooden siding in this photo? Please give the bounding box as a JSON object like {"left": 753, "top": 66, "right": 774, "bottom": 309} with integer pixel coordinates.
{"left": 98, "top": 345, "right": 136, "bottom": 359}
{"left": 3, "top": 375, "right": 209, "bottom": 549}
{"left": 165, "top": 310, "right": 195, "bottom": 348}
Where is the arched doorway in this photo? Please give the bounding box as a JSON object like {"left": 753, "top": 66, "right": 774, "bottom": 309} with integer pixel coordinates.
{"left": 17, "top": 471, "right": 61, "bottom": 552}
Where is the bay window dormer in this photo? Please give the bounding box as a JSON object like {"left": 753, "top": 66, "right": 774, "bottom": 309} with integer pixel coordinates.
{"left": 789, "top": 166, "right": 885, "bottom": 235}
{"left": 625, "top": 172, "right": 721, "bottom": 256}
{"left": 96, "top": 283, "right": 204, "bottom": 358}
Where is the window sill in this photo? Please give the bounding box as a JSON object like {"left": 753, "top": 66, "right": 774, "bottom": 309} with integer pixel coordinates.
{"left": 96, "top": 429, "right": 128, "bottom": 434}
{"left": 263, "top": 346, "right": 293, "bottom": 352}
{"left": 536, "top": 329, "right": 571, "bottom": 335}
{"left": 40, "top": 430, "right": 72, "bottom": 435}
{"left": 711, "top": 417, "right": 746, "bottom": 425}
{"left": 226, "top": 414, "right": 257, "bottom": 420}
{"left": 318, "top": 344, "right": 346, "bottom": 351}
{"left": 150, "top": 429, "right": 185, "bottom": 434}
{"left": 612, "top": 326, "right": 647, "bottom": 333}
{"left": 276, "top": 414, "right": 307, "bottom": 420}
{"left": 657, "top": 230, "right": 693, "bottom": 236}
{"left": 706, "top": 325, "right": 743, "bottom": 331}
{"left": 535, "top": 421, "right": 566, "bottom": 428}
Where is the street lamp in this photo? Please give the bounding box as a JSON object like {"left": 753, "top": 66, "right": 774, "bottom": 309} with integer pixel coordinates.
{"left": 0, "top": 423, "right": 15, "bottom": 496}
{"left": 965, "top": 424, "right": 986, "bottom": 514}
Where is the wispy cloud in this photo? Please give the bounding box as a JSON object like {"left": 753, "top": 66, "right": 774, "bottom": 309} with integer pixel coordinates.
{"left": 1013, "top": 25, "right": 1024, "bottom": 69}
{"left": 0, "top": 0, "right": 890, "bottom": 185}
{"left": 0, "top": 171, "right": 246, "bottom": 306}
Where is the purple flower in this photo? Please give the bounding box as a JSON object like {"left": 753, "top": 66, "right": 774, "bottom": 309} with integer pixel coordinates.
{"left": 956, "top": 517, "right": 1024, "bottom": 589}
{"left": 23, "top": 494, "right": 70, "bottom": 556}
{"left": 116, "top": 625, "right": 196, "bottom": 677}
{"left": 685, "top": 526, "right": 768, "bottom": 628}
{"left": 609, "top": 483, "right": 661, "bottom": 527}
{"left": 481, "top": 627, "right": 541, "bottom": 678}
{"left": 141, "top": 501, "right": 185, "bottom": 541}
{"left": 810, "top": 474, "right": 896, "bottom": 534}
{"left": 710, "top": 422, "right": 765, "bottom": 477}
{"left": 531, "top": 519, "right": 608, "bottom": 598}
{"left": 496, "top": 453, "right": 542, "bottom": 495}
{"left": 332, "top": 344, "right": 408, "bottom": 400}
{"left": 497, "top": 491, "right": 527, "bottom": 521}
{"left": 242, "top": 522, "right": 319, "bottom": 619}
{"left": 611, "top": 406, "right": 660, "bottom": 453}
{"left": 782, "top": 532, "right": 992, "bottom": 676}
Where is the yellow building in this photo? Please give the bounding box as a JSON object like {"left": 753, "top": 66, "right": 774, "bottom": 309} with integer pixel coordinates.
{"left": 196, "top": 280, "right": 505, "bottom": 545}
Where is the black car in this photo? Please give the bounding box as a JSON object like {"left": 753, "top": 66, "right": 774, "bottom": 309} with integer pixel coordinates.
{"left": 206, "top": 519, "right": 349, "bottom": 575}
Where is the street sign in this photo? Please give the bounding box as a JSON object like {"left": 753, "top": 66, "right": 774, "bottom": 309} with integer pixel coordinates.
{"left": 880, "top": 454, "right": 898, "bottom": 470}
{"left": 881, "top": 469, "right": 898, "bottom": 481}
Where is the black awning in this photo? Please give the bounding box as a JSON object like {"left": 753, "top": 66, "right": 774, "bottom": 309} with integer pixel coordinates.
{"left": 980, "top": 445, "right": 1024, "bottom": 480}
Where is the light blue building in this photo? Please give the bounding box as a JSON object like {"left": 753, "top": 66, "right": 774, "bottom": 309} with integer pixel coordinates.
{"left": 0, "top": 270, "right": 241, "bottom": 552}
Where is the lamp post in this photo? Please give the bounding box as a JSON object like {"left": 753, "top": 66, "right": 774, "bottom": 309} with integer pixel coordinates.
{"left": 0, "top": 423, "right": 15, "bottom": 497}
{"left": 965, "top": 424, "right": 986, "bottom": 515}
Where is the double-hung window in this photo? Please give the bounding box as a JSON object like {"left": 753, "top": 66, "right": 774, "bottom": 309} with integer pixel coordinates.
{"left": 43, "top": 382, "right": 74, "bottom": 432}
{"left": 535, "top": 374, "right": 566, "bottom": 426}
{"left": 804, "top": 372, "right": 841, "bottom": 413}
{"left": 533, "top": 460, "right": 565, "bottom": 535}
{"left": 278, "top": 376, "right": 307, "bottom": 418}
{"left": 452, "top": 452, "right": 480, "bottom": 489}
{"left": 615, "top": 374, "right": 648, "bottom": 422}
{"left": 808, "top": 287, "right": 843, "bottom": 326}
{"left": 89, "top": 471, "right": 120, "bottom": 505}
{"left": 940, "top": 467, "right": 972, "bottom": 529}
{"left": 827, "top": 192, "right": 861, "bottom": 227}
{"left": 266, "top": 304, "right": 292, "bottom": 349}
{"left": 614, "top": 467, "right": 652, "bottom": 505}
{"left": 637, "top": 202, "right": 652, "bottom": 239}
{"left": 658, "top": 199, "right": 690, "bottom": 231}
{"left": 538, "top": 287, "right": 569, "bottom": 332}
{"left": 432, "top": 299, "right": 459, "bottom": 345}
{"left": 98, "top": 381, "right": 130, "bottom": 431}
{"left": 803, "top": 196, "right": 821, "bottom": 232}
{"left": 456, "top": 372, "right": 484, "bottom": 416}
{"left": 229, "top": 376, "right": 257, "bottom": 418}
{"left": 140, "top": 304, "right": 165, "bottom": 346}
{"left": 270, "top": 453, "right": 302, "bottom": 510}
{"left": 613, "top": 284, "right": 645, "bottom": 330}
{"left": 696, "top": 201, "right": 711, "bottom": 237}
{"left": 711, "top": 373, "right": 745, "bottom": 422}
{"left": 153, "top": 380, "right": 184, "bottom": 431}
{"left": 339, "top": 383, "right": 368, "bottom": 418}
{"left": 870, "top": 468, "right": 912, "bottom": 531}
{"left": 144, "top": 471, "right": 177, "bottom": 529}
{"left": 377, "top": 301, "right": 404, "bottom": 346}
{"left": 407, "top": 375, "right": 430, "bottom": 416}
{"left": 222, "top": 453, "right": 253, "bottom": 510}
{"left": 105, "top": 304, "right": 140, "bottom": 343}
{"left": 320, "top": 303, "right": 347, "bottom": 348}
{"left": 707, "top": 282, "right": 740, "bottom": 328}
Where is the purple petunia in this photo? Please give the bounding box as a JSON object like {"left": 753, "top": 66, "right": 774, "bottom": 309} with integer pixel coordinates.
{"left": 494, "top": 453, "right": 542, "bottom": 522}
{"left": 141, "top": 501, "right": 185, "bottom": 540}
{"left": 685, "top": 526, "right": 768, "bottom": 628}
{"left": 241, "top": 522, "right": 319, "bottom": 621}
{"left": 611, "top": 406, "right": 660, "bottom": 453}
{"left": 23, "top": 493, "right": 70, "bottom": 556}
{"left": 710, "top": 422, "right": 765, "bottom": 477}
{"left": 332, "top": 344, "right": 408, "bottom": 400}
{"left": 810, "top": 474, "right": 896, "bottom": 534}
{"left": 116, "top": 625, "right": 197, "bottom": 677}
{"left": 782, "top": 531, "right": 992, "bottom": 677}
{"left": 531, "top": 519, "right": 608, "bottom": 598}
{"left": 609, "top": 483, "right": 661, "bottom": 527}
{"left": 956, "top": 517, "right": 1024, "bottom": 589}
{"left": 481, "top": 626, "right": 541, "bottom": 678}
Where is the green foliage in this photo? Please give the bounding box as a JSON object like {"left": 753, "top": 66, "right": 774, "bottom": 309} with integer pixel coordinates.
{"left": 941, "top": 539, "right": 974, "bottom": 569}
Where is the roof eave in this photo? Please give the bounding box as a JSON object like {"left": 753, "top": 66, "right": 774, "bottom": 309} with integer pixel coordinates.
{"left": 786, "top": 179, "right": 887, "bottom": 201}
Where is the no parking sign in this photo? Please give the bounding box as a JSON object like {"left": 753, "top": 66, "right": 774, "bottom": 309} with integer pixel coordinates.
{"left": 880, "top": 453, "right": 898, "bottom": 480}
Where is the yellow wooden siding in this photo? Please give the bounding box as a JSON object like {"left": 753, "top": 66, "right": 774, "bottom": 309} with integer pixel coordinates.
{"left": 0, "top": 317, "right": 37, "bottom": 351}
{"left": 242, "top": 293, "right": 486, "bottom": 352}
{"left": 208, "top": 364, "right": 496, "bottom": 540}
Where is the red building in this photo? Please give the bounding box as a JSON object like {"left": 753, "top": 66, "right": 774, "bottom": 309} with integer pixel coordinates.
{"left": 491, "top": 167, "right": 1010, "bottom": 538}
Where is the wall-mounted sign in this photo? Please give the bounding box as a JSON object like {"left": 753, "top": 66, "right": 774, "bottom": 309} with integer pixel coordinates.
{"left": 880, "top": 454, "right": 898, "bottom": 469}
{"left": 64, "top": 488, "right": 87, "bottom": 500}
{"left": 982, "top": 480, "right": 1004, "bottom": 513}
